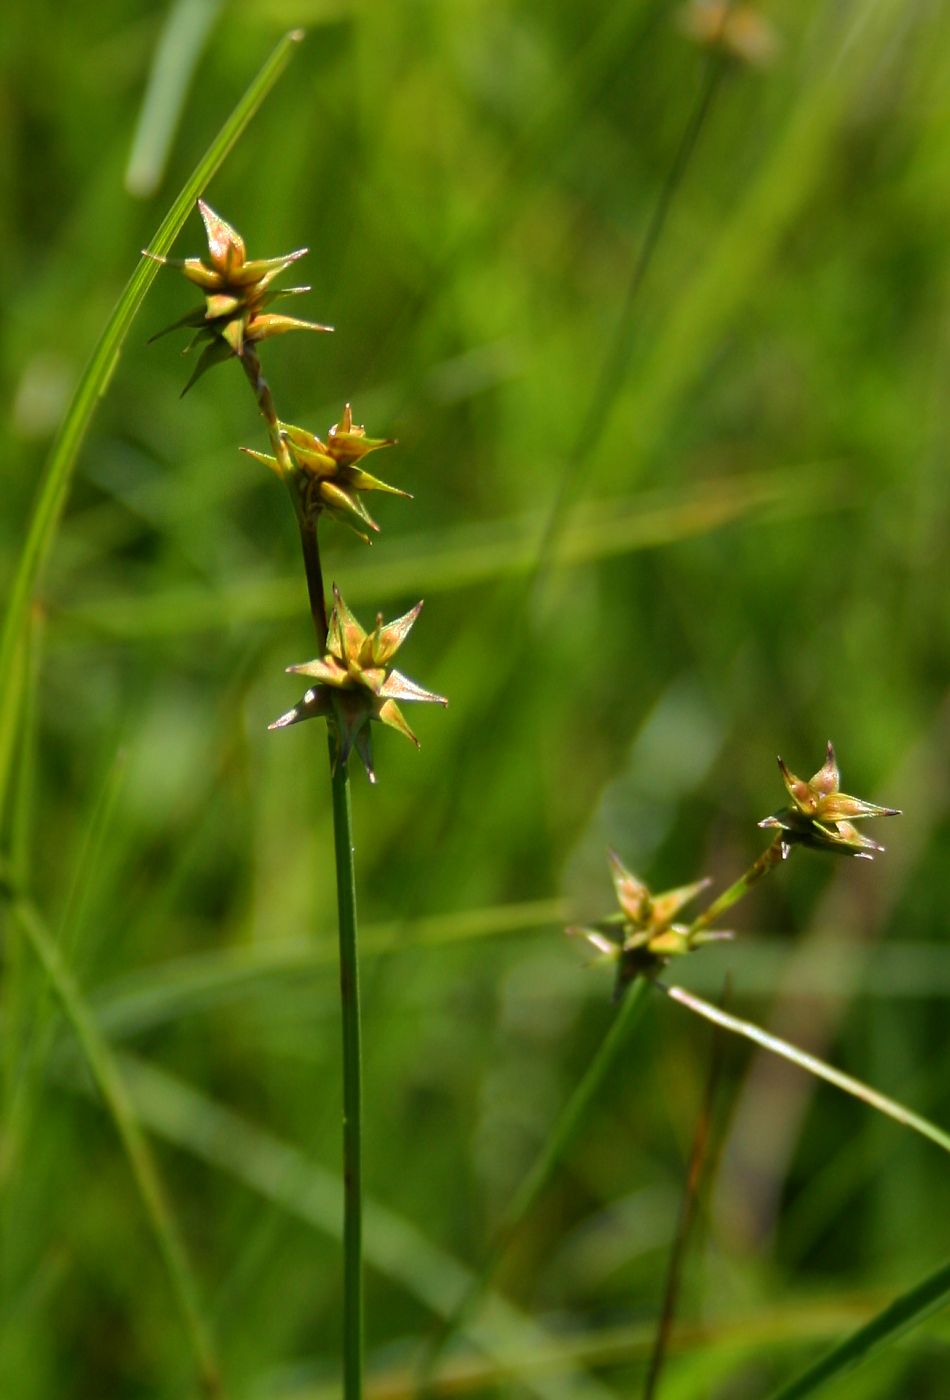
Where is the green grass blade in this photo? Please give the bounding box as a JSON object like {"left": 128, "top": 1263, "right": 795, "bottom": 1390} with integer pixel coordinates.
{"left": 661, "top": 983, "right": 950, "bottom": 1156}
{"left": 766, "top": 1258, "right": 950, "bottom": 1400}
{"left": 125, "top": 0, "right": 226, "bottom": 199}
{"left": 0, "top": 27, "right": 305, "bottom": 826}
{"left": 12, "top": 896, "right": 223, "bottom": 1396}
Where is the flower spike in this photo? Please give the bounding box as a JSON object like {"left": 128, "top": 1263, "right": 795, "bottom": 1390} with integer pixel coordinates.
{"left": 271, "top": 587, "right": 446, "bottom": 782}
{"left": 145, "top": 201, "right": 332, "bottom": 391}
{"left": 758, "top": 742, "right": 900, "bottom": 859}
{"left": 241, "top": 404, "right": 407, "bottom": 540}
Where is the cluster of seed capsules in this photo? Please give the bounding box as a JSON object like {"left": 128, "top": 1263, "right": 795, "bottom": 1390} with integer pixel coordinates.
{"left": 149, "top": 201, "right": 446, "bottom": 782}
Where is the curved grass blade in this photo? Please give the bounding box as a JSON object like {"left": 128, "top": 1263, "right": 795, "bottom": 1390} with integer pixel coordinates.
{"left": 0, "top": 27, "right": 305, "bottom": 829}
{"left": 11, "top": 896, "right": 223, "bottom": 1397}
{"left": 766, "top": 1258, "right": 950, "bottom": 1400}
{"left": 661, "top": 983, "right": 950, "bottom": 1157}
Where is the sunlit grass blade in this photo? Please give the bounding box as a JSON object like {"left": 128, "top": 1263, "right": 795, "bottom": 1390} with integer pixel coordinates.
{"left": 103, "top": 1054, "right": 618, "bottom": 1400}
{"left": 766, "top": 1258, "right": 950, "bottom": 1400}
{"left": 11, "top": 896, "right": 223, "bottom": 1398}
{"left": 416, "top": 979, "right": 651, "bottom": 1390}
{"left": 661, "top": 982, "right": 950, "bottom": 1156}
{"left": 0, "top": 27, "right": 305, "bottom": 828}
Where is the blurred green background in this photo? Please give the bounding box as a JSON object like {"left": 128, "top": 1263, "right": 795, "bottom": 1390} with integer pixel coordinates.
{"left": 2, "top": 0, "right": 949, "bottom": 1396}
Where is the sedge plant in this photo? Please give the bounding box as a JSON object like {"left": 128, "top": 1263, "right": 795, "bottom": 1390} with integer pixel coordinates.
{"left": 147, "top": 200, "right": 446, "bottom": 1400}
{"left": 418, "top": 743, "right": 950, "bottom": 1390}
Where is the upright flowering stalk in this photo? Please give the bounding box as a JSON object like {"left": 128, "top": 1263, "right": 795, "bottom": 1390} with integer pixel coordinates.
{"left": 149, "top": 201, "right": 445, "bottom": 1400}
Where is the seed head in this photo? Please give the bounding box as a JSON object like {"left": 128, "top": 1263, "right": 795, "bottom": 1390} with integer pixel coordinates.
{"left": 678, "top": 1, "right": 779, "bottom": 67}
{"left": 569, "top": 851, "right": 731, "bottom": 997}
{"left": 242, "top": 403, "right": 407, "bottom": 541}
{"left": 270, "top": 586, "right": 447, "bottom": 782}
{"left": 145, "top": 201, "right": 332, "bottom": 393}
{"left": 758, "top": 742, "right": 900, "bottom": 859}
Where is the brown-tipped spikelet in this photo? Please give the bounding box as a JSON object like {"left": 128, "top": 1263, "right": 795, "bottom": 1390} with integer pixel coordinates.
{"left": 678, "top": 1, "right": 779, "bottom": 67}
{"left": 569, "top": 851, "right": 731, "bottom": 997}
{"left": 270, "top": 586, "right": 446, "bottom": 782}
{"left": 242, "top": 404, "right": 407, "bottom": 541}
{"left": 145, "top": 201, "right": 332, "bottom": 393}
{"left": 758, "top": 741, "right": 900, "bottom": 859}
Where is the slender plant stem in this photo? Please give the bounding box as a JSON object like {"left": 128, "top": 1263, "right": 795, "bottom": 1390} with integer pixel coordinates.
{"left": 658, "top": 982, "right": 950, "bottom": 1156}
{"left": 688, "top": 835, "right": 786, "bottom": 937}
{"left": 417, "top": 977, "right": 651, "bottom": 1390}
{"left": 9, "top": 894, "right": 222, "bottom": 1397}
{"left": 240, "top": 347, "right": 328, "bottom": 638}
{"left": 642, "top": 992, "right": 727, "bottom": 1400}
{"left": 330, "top": 746, "right": 364, "bottom": 1400}
{"left": 241, "top": 343, "right": 360, "bottom": 1394}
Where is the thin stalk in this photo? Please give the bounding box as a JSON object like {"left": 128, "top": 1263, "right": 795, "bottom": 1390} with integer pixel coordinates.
{"left": 241, "top": 343, "right": 359, "bottom": 1394}
{"left": 330, "top": 746, "right": 363, "bottom": 1400}
{"left": 240, "top": 346, "right": 328, "bottom": 639}
{"left": 642, "top": 992, "right": 727, "bottom": 1400}
{"left": 658, "top": 982, "right": 950, "bottom": 1157}
{"left": 9, "top": 894, "right": 222, "bottom": 1397}
{"left": 417, "top": 978, "right": 651, "bottom": 1390}
{"left": 688, "top": 835, "right": 786, "bottom": 937}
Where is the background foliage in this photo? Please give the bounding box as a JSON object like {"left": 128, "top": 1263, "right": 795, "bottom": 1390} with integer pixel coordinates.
{"left": 2, "top": 1, "right": 949, "bottom": 1396}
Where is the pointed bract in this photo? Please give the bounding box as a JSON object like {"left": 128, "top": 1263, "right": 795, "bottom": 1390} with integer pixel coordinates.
{"left": 764, "top": 743, "right": 900, "bottom": 860}
{"left": 148, "top": 202, "right": 330, "bottom": 391}
{"left": 263, "top": 405, "right": 404, "bottom": 539}
{"left": 574, "top": 853, "right": 729, "bottom": 994}
{"left": 272, "top": 589, "right": 444, "bottom": 781}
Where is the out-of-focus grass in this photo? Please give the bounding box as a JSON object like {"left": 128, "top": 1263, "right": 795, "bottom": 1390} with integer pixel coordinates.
{"left": 2, "top": 0, "right": 950, "bottom": 1396}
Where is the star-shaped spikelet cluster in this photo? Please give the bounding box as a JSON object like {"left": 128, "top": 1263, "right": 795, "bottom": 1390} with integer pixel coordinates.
{"left": 570, "top": 851, "right": 731, "bottom": 996}
{"left": 242, "top": 404, "right": 408, "bottom": 541}
{"left": 146, "top": 201, "right": 331, "bottom": 394}
{"left": 271, "top": 587, "right": 447, "bottom": 782}
{"left": 758, "top": 742, "right": 900, "bottom": 859}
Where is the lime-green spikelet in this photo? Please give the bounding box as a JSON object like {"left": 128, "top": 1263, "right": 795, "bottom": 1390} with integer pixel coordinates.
{"left": 242, "top": 404, "right": 409, "bottom": 542}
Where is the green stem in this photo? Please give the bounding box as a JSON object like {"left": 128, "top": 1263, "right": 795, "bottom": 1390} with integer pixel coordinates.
{"left": 10, "top": 895, "right": 222, "bottom": 1397}
{"left": 688, "top": 834, "right": 786, "bottom": 937}
{"left": 417, "top": 977, "right": 651, "bottom": 1390}
{"left": 240, "top": 347, "right": 327, "bottom": 638}
{"left": 330, "top": 746, "right": 363, "bottom": 1400}
{"left": 659, "top": 982, "right": 950, "bottom": 1156}
{"left": 642, "top": 1000, "right": 726, "bottom": 1400}
{"left": 242, "top": 344, "right": 359, "bottom": 1395}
